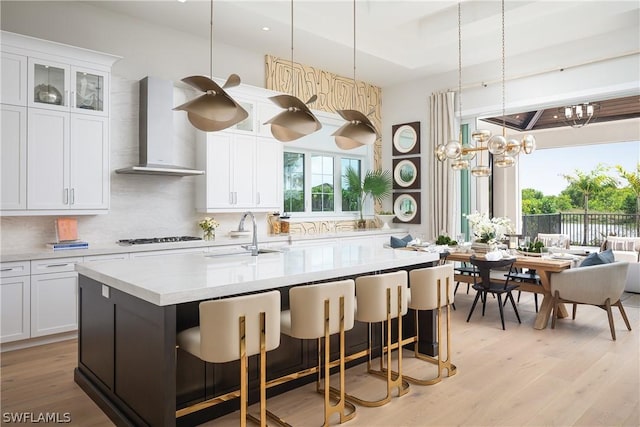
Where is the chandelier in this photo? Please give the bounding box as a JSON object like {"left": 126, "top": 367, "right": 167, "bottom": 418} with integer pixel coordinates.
{"left": 436, "top": 0, "right": 536, "bottom": 177}
{"left": 562, "top": 102, "right": 598, "bottom": 128}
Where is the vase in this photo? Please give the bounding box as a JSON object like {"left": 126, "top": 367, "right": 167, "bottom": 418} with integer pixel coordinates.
{"left": 203, "top": 230, "right": 215, "bottom": 241}
{"left": 471, "top": 242, "right": 491, "bottom": 254}
{"left": 356, "top": 219, "right": 367, "bottom": 229}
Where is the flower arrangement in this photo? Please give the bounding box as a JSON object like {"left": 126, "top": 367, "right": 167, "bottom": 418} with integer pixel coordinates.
{"left": 198, "top": 217, "right": 220, "bottom": 240}
{"left": 465, "top": 212, "right": 513, "bottom": 245}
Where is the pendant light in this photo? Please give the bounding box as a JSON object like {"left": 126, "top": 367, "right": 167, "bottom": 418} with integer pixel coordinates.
{"left": 174, "top": 0, "right": 248, "bottom": 132}
{"left": 333, "top": 0, "right": 378, "bottom": 150}
{"left": 435, "top": 0, "right": 535, "bottom": 177}
{"left": 264, "top": 0, "right": 321, "bottom": 142}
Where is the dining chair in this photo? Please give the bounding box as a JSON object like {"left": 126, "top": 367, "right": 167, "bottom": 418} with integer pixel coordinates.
{"left": 467, "top": 256, "right": 521, "bottom": 330}
{"left": 504, "top": 266, "right": 541, "bottom": 312}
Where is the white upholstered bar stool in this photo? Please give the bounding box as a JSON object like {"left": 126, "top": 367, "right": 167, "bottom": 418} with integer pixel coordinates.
{"left": 346, "top": 270, "right": 410, "bottom": 407}
{"left": 404, "top": 264, "right": 457, "bottom": 385}
{"left": 176, "top": 291, "right": 281, "bottom": 427}
{"left": 280, "top": 279, "right": 356, "bottom": 427}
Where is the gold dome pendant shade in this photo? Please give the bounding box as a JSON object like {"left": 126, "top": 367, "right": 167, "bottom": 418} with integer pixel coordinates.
{"left": 334, "top": 0, "right": 378, "bottom": 150}
{"left": 265, "top": 94, "right": 322, "bottom": 142}
{"left": 174, "top": 74, "right": 248, "bottom": 132}
{"left": 174, "top": 0, "right": 247, "bottom": 132}
{"left": 333, "top": 109, "right": 378, "bottom": 150}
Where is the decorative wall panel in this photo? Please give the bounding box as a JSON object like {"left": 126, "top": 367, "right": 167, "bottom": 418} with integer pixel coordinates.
{"left": 265, "top": 55, "right": 382, "bottom": 170}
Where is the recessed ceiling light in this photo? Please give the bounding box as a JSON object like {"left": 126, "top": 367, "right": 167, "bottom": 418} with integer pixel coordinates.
{"left": 262, "top": 26, "right": 271, "bottom": 31}
{"left": 553, "top": 115, "right": 558, "bottom": 119}
{"left": 177, "top": 0, "right": 187, "bottom": 3}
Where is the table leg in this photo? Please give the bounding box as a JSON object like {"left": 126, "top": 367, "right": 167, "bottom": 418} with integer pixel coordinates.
{"left": 534, "top": 270, "right": 568, "bottom": 330}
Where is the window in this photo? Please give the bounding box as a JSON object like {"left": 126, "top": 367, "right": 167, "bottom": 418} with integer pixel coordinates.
{"left": 281, "top": 111, "right": 371, "bottom": 217}
{"left": 341, "top": 158, "right": 361, "bottom": 211}
{"left": 311, "top": 155, "right": 334, "bottom": 212}
{"left": 283, "top": 150, "right": 364, "bottom": 216}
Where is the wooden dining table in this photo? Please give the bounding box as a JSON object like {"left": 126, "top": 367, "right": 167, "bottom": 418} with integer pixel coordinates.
{"left": 446, "top": 252, "right": 573, "bottom": 330}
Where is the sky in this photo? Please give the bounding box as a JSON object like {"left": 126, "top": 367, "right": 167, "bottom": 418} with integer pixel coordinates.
{"left": 519, "top": 141, "right": 640, "bottom": 196}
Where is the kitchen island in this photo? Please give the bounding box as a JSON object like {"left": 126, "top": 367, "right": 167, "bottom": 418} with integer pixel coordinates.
{"left": 74, "top": 243, "right": 440, "bottom": 426}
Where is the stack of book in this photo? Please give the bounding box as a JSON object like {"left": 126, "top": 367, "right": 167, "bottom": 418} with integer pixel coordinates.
{"left": 47, "top": 218, "right": 89, "bottom": 251}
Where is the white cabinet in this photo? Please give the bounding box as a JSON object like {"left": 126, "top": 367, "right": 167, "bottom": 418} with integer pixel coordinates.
{"left": 30, "top": 257, "right": 82, "bottom": 337}
{"left": 255, "top": 137, "right": 282, "bottom": 209}
{"left": 0, "top": 261, "right": 31, "bottom": 343}
{"left": 1, "top": 52, "right": 27, "bottom": 106}
{"left": 1, "top": 104, "right": 27, "bottom": 210}
{"left": 27, "top": 57, "right": 109, "bottom": 117}
{"left": 0, "top": 31, "right": 118, "bottom": 216}
{"left": 197, "top": 132, "right": 282, "bottom": 212}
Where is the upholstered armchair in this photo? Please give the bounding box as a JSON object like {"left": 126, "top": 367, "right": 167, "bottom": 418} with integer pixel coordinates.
{"left": 537, "top": 233, "right": 571, "bottom": 249}
{"left": 549, "top": 262, "right": 632, "bottom": 340}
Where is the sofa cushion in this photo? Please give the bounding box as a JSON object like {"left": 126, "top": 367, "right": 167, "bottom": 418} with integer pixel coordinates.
{"left": 580, "top": 249, "right": 615, "bottom": 267}
{"left": 605, "top": 236, "right": 640, "bottom": 252}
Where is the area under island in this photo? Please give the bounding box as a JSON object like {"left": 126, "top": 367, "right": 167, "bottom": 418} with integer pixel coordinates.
{"left": 74, "top": 242, "right": 441, "bottom": 426}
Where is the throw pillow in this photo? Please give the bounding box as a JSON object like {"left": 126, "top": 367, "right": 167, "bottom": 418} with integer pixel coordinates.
{"left": 580, "top": 249, "right": 615, "bottom": 267}
{"left": 598, "top": 248, "right": 615, "bottom": 264}
{"left": 580, "top": 252, "right": 606, "bottom": 267}
{"left": 390, "top": 234, "right": 414, "bottom": 248}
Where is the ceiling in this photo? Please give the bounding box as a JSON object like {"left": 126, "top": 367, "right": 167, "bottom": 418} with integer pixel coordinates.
{"left": 481, "top": 95, "right": 640, "bottom": 131}
{"left": 86, "top": 0, "right": 640, "bottom": 87}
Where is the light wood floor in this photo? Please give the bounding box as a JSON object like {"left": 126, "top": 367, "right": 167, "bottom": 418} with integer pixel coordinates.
{"left": 2, "top": 291, "right": 639, "bottom": 427}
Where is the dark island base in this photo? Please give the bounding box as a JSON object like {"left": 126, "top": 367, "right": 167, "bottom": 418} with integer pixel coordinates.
{"left": 76, "top": 263, "right": 439, "bottom": 427}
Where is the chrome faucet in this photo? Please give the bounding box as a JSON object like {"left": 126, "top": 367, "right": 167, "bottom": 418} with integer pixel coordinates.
{"left": 238, "top": 211, "right": 259, "bottom": 256}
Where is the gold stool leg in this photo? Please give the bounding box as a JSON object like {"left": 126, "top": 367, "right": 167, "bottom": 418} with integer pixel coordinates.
{"left": 395, "top": 278, "right": 457, "bottom": 386}
{"left": 346, "top": 286, "right": 410, "bottom": 407}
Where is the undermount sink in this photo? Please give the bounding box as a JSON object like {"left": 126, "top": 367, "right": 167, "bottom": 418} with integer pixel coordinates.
{"left": 205, "top": 247, "right": 284, "bottom": 258}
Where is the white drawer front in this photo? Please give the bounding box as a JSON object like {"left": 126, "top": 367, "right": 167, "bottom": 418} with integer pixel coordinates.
{"left": 0, "top": 261, "right": 30, "bottom": 278}
{"left": 31, "top": 257, "right": 83, "bottom": 275}
{"left": 83, "top": 253, "right": 130, "bottom": 262}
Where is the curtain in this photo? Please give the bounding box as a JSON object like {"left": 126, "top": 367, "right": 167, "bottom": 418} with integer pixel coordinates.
{"left": 427, "top": 92, "right": 458, "bottom": 240}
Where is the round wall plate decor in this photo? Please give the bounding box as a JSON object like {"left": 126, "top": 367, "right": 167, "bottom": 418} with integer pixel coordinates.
{"left": 393, "top": 158, "right": 420, "bottom": 189}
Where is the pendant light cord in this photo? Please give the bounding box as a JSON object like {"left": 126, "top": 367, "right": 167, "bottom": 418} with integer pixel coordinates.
{"left": 352, "top": 0, "right": 356, "bottom": 110}
{"left": 209, "top": 0, "right": 213, "bottom": 79}
{"left": 291, "top": 0, "right": 295, "bottom": 97}
{"left": 457, "top": 2, "right": 462, "bottom": 139}
{"left": 501, "top": 0, "right": 506, "bottom": 137}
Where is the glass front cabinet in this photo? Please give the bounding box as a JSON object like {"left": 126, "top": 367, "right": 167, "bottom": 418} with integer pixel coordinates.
{"left": 28, "top": 57, "right": 109, "bottom": 117}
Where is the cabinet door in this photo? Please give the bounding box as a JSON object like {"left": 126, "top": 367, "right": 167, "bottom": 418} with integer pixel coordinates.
{"left": 71, "top": 67, "right": 109, "bottom": 116}
{"left": 28, "top": 58, "right": 70, "bottom": 111}
{"left": 1, "top": 52, "right": 27, "bottom": 106}
{"left": 231, "top": 134, "right": 256, "bottom": 207}
{"left": 27, "top": 108, "right": 69, "bottom": 209}
{"left": 69, "top": 114, "right": 109, "bottom": 209}
{"left": 0, "top": 275, "right": 30, "bottom": 343}
{"left": 30, "top": 271, "right": 78, "bottom": 337}
{"left": 255, "top": 137, "right": 282, "bottom": 210}
{"left": 204, "top": 133, "right": 233, "bottom": 209}
{"left": 1, "top": 105, "right": 27, "bottom": 210}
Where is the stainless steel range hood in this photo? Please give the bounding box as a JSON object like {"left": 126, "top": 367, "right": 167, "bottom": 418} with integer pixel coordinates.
{"left": 116, "top": 76, "right": 205, "bottom": 176}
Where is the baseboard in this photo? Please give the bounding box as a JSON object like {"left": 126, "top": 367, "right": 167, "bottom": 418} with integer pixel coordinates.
{"left": 1, "top": 332, "right": 77, "bottom": 352}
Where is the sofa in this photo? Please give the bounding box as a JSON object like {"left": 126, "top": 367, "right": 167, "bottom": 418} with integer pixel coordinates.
{"left": 601, "top": 236, "right": 640, "bottom": 293}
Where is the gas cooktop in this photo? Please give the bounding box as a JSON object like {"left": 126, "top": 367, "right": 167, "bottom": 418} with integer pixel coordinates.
{"left": 117, "top": 236, "right": 202, "bottom": 246}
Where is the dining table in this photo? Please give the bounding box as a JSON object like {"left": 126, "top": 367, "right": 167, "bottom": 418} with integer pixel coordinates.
{"left": 446, "top": 251, "right": 573, "bottom": 330}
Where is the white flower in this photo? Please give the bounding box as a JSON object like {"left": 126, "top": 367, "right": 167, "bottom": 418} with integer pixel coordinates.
{"left": 198, "top": 217, "right": 220, "bottom": 232}
{"left": 464, "top": 212, "right": 513, "bottom": 244}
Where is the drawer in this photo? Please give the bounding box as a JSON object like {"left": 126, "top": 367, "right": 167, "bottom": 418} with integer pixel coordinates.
{"left": 0, "top": 261, "right": 30, "bottom": 278}
{"left": 129, "top": 247, "right": 208, "bottom": 258}
{"left": 84, "top": 253, "right": 130, "bottom": 262}
{"left": 31, "top": 257, "right": 83, "bottom": 275}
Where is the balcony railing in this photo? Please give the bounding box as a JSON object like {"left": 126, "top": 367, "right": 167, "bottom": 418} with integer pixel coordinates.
{"left": 522, "top": 213, "right": 640, "bottom": 246}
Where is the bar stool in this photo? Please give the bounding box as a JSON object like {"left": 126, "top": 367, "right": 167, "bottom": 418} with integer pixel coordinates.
{"left": 280, "top": 279, "right": 356, "bottom": 426}
{"left": 346, "top": 270, "right": 410, "bottom": 407}
{"left": 404, "top": 264, "right": 457, "bottom": 385}
{"left": 176, "top": 291, "right": 281, "bottom": 427}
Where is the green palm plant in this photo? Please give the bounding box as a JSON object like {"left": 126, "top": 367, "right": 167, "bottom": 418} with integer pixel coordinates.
{"left": 344, "top": 166, "right": 392, "bottom": 222}
{"left": 616, "top": 163, "right": 640, "bottom": 235}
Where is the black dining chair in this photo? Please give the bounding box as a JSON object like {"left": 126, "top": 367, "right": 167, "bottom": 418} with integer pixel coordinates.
{"left": 504, "top": 266, "right": 541, "bottom": 312}
{"left": 466, "top": 256, "right": 521, "bottom": 330}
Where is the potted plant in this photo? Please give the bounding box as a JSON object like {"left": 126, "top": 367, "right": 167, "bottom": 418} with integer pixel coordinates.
{"left": 344, "top": 167, "right": 392, "bottom": 229}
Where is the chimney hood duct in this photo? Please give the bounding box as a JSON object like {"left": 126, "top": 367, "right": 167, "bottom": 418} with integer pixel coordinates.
{"left": 116, "top": 76, "right": 205, "bottom": 176}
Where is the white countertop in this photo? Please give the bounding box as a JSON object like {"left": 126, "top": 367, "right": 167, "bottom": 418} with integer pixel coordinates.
{"left": 0, "top": 228, "right": 409, "bottom": 262}
{"left": 75, "top": 242, "right": 438, "bottom": 306}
